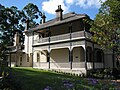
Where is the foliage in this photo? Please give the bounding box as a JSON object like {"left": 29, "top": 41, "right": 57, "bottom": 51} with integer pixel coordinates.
{"left": 22, "top": 3, "right": 42, "bottom": 29}
{"left": 0, "top": 3, "right": 42, "bottom": 62}
{"left": 88, "top": 68, "right": 120, "bottom": 79}
{"left": 0, "top": 4, "right": 25, "bottom": 61}
{"left": 90, "top": 0, "right": 120, "bottom": 54}
{"left": 0, "top": 68, "right": 22, "bottom": 90}
{"left": 0, "top": 4, "right": 24, "bottom": 45}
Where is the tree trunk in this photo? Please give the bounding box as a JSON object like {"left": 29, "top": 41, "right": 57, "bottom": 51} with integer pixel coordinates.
{"left": 112, "top": 49, "right": 115, "bottom": 68}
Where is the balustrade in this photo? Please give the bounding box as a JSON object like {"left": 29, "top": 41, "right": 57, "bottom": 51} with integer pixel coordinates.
{"left": 50, "top": 33, "right": 70, "bottom": 42}
{"left": 33, "top": 31, "right": 92, "bottom": 45}
{"left": 33, "top": 62, "right": 86, "bottom": 69}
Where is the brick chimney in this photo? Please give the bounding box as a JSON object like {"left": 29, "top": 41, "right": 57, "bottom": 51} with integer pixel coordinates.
{"left": 55, "top": 5, "right": 63, "bottom": 21}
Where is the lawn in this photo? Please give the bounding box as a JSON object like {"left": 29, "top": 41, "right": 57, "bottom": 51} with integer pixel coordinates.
{"left": 3, "top": 67, "right": 120, "bottom": 90}
{"left": 11, "top": 67, "right": 75, "bottom": 90}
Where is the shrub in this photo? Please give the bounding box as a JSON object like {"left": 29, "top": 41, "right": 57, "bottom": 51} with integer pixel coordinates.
{"left": 87, "top": 68, "right": 120, "bottom": 79}
{"left": 0, "top": 68, "right": 22, "bottom": 90}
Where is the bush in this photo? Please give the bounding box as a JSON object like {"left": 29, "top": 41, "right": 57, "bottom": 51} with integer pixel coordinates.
{"left": 0, "top": 68, "right": 22, "bottom": 90}
{"left": 87, "top": 68, "right": 120, "bottom": 79}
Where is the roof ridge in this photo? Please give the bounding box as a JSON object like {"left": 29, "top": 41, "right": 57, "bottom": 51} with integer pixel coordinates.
{"left": 38, "top": 12, "right": 76, "bottom": 25}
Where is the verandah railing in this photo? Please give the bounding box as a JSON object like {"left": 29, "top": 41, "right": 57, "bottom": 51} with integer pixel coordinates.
{"left": 33, "top": 31, "right": 92, "bottom": 45}
{"left": 33, "top": 62, "right": 103, "bottom": 69}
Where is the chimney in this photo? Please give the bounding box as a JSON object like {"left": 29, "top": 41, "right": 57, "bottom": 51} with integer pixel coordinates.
{"left": 55, "top": 5, "right": 63, "bottom": 21}
{"left": 14, "top": 32, "right": 19, "bottom": 46}
{"left": 25, "top": 19, "right": 29, "bottom": 31}
{"left": 41, "top": 13, "right": 46, "bottom": 24}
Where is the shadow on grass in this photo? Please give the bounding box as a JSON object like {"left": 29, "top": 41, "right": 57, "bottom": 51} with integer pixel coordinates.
{"left": 11, "top": 67, "right": 74, "bottom": 90}
{"left": 10, "top": 67, "right": 119, "bottom": 90}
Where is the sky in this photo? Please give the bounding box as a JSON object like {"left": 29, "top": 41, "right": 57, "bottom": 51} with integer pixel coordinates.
{"left": 0, "top": 0, "right": 106, "bottom": 21}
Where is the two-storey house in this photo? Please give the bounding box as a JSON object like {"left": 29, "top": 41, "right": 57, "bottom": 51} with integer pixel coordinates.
{"left": 9, "top": 5, "right": 114, "bottom": 74}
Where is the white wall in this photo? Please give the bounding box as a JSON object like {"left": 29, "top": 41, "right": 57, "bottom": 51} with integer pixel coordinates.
{"left": 40, "top": 50, "right": 47, "bottom": 62}
{"left": 24, "top": 32, "right": 33, "bottom": 53}
{"left": 33, "top": 51, "right": 38, "bottom": 62}
{"left": 50, "top": 48, "right": 69, "bottom": 63}
{"left": 73, "top": 47, "right": 85, "bottom": 62}
{"left": 23, "top": 32, "right": 33, "bottom": 67}
{"left": 33, "top": 50, "right": 47, "bottom": 63}
{"left": 11, "top": 53, "right": 31, "bottom": 67}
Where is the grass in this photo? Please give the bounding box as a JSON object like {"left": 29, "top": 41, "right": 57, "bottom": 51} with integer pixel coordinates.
{"left": 11, "top": 67, "right": 75, "bottom": 90}
{"left": 8, "top": 67, "right": 119, "bottom": 90}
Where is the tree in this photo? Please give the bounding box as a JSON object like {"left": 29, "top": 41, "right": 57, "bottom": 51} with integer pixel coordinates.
{"left": 0, "top": 5, "right": 25, "bottom": 45}
{"left": 0, "top": 3, "right": 43, "bottom": 62}
{"left": 0, "top": 4, "right": 25, "bottom": 62}
{"left": 22, "top": 3, "right": 42, "bottom": 29}
{"left": 90, "top": 0, "right": 120, "bottom": 67}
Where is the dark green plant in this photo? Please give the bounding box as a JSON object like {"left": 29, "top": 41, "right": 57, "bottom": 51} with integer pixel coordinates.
{"left": 22, "top": 3, "right": 42, "bottom": 29}
{"left": 90, "top": 0, "right": 120, "bottom": 67}
{"left": 0, "top": 69, "right": 22, "bottom": 90}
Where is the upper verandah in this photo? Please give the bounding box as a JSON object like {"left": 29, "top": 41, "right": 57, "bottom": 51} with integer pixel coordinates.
{"left": 27, "top": 5, "right": 91, "bottom": 32}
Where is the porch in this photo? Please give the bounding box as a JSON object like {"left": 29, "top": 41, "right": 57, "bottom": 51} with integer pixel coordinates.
{"left": 33, "top": 46, "right": 104, "bottom": 74}
{"left": 33, "top": 62, "right": 103, "bottom": 74}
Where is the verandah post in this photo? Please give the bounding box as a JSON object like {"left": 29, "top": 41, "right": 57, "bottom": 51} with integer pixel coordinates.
{"left": 69, "top": 49, "right": 73, "bottom": 69}
{"left": 92, "top": 43, "right": 95, "bottom": 69}
{"left": 69, "top": 22, "right": 73, "bottom": 69}
{"left": 84, "top": 39, "right": 87, "bottom": 74}
{"left": 48, "top": 27, "right": 51, "bottom": 69}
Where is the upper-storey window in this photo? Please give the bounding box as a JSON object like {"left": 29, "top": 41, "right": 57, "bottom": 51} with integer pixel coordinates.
{"left": 45, "top": 31, "right": 51, "bottom": 37}
{"left": 39, "top": 34, "right": 44, "bottom": 39}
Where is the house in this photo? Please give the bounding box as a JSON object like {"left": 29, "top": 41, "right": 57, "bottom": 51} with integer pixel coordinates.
{"left": 8, "top": 5, "right": 115, "bottom": 74}
{"left": 7, "top": 30, "right": 31, "bottom": 67}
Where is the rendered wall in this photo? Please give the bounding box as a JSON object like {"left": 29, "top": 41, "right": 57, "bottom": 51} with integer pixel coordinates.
{"left": 73, "top": 47, "right": 85, "bottom": 62}
{"left": 50, "top": 48, "right": 69, "bottom": 63}
{"left": 22, "top": 32, "right": 33, "bottom": 67}
{"left": 40, "top": 50, "right": 47, "bottom": 62}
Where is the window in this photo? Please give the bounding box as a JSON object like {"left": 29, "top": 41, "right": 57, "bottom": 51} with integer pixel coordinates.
{"left": 20, "top": 55, "right": 22, "bottom": 65}
{"left": 20, "top": 56, "right": 22, "bottom": 62}
{"left": 39, "top": 34, "right": 44, "bottom": 39}
{"left": 89, "top": 53, "right": 92, "bottom": 62}
{"left": 37, "top": 53, "right": 40, "bottom": 62}
{"left": 27, "top": 54, "right": 29, "bottom": 62}
{"left": 47, "top": 52, "right": 49, "bottom": 62}
{"left": 86, "top": 50, "right": 92, "bottom": 62}
{"left": 96, "top": 51, "right": 102, "bottom": 62}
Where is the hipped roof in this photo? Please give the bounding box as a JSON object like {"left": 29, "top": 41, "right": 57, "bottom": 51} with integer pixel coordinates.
{"left": 29, "top": 12, "right": 88, "bottom": 32}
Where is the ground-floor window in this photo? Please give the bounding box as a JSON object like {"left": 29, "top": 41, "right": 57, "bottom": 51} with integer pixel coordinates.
{"left": 86, "top": 47, "right": 92, "bottom": 62}
{"left": 47, "top": 52, "right": 49, "bottom": 62}
{"left": 37, "top": 53, "right": 40, "bottom": 62}
{"left": 95, "top": 49, "right": 104, "bottom": 62}
{"left": 27, "top": 54, "right": 29, "bottom": 62}
{"left": 20, "top": 55, "right": 22, "bottom": 65}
